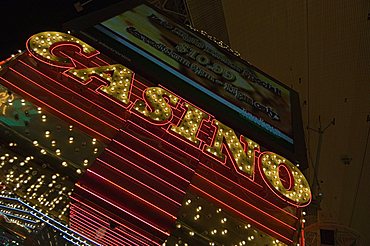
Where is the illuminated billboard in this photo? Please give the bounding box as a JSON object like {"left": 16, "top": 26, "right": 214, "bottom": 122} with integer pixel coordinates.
{"left": 98, "top": 4, "right": 292, "bottom": 142}
{"left": 64, "top": 1, "right": 307, "bottom": 169}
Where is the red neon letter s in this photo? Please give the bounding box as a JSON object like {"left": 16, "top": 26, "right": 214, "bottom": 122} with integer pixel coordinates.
{"left": 133, "top": 87, "right": 178, "bottom": 124}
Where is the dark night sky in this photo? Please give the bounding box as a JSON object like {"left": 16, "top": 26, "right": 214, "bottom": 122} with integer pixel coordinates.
{"left": 0, "top": 0, "right": 121, "bottom": 60}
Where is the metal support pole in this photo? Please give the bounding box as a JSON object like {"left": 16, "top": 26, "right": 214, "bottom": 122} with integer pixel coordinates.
{"left": 308, "top": 116, "right": 335, "bottom": 199}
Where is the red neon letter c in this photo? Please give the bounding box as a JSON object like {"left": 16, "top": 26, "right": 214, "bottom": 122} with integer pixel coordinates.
{"left": 27, "top": 31, "right": 98, "bottom": 68}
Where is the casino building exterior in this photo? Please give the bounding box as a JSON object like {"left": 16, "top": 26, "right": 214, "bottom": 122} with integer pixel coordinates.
{"left": 0, "top": 1, "right": 311, "bottom": 245}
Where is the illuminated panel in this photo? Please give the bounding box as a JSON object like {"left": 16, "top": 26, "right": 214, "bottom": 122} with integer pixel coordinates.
{"left": 165, "top": 191, "right": 287, "bottom": 246}
{"left": 96, "top": 3, "right": 296, "bottom": 148}
{"left": 0, "top": 192, "right": 97, "bottom": 245}
{"left": 0, "top": 84, "right": 106, "bottom": 221}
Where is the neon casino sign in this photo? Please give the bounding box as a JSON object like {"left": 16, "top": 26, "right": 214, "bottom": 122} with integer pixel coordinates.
{"left": 0, "top": 30, "right": 312, "bottom": 244}
{"left": 26, "top": 31, "right": 311, "bottom": 208}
